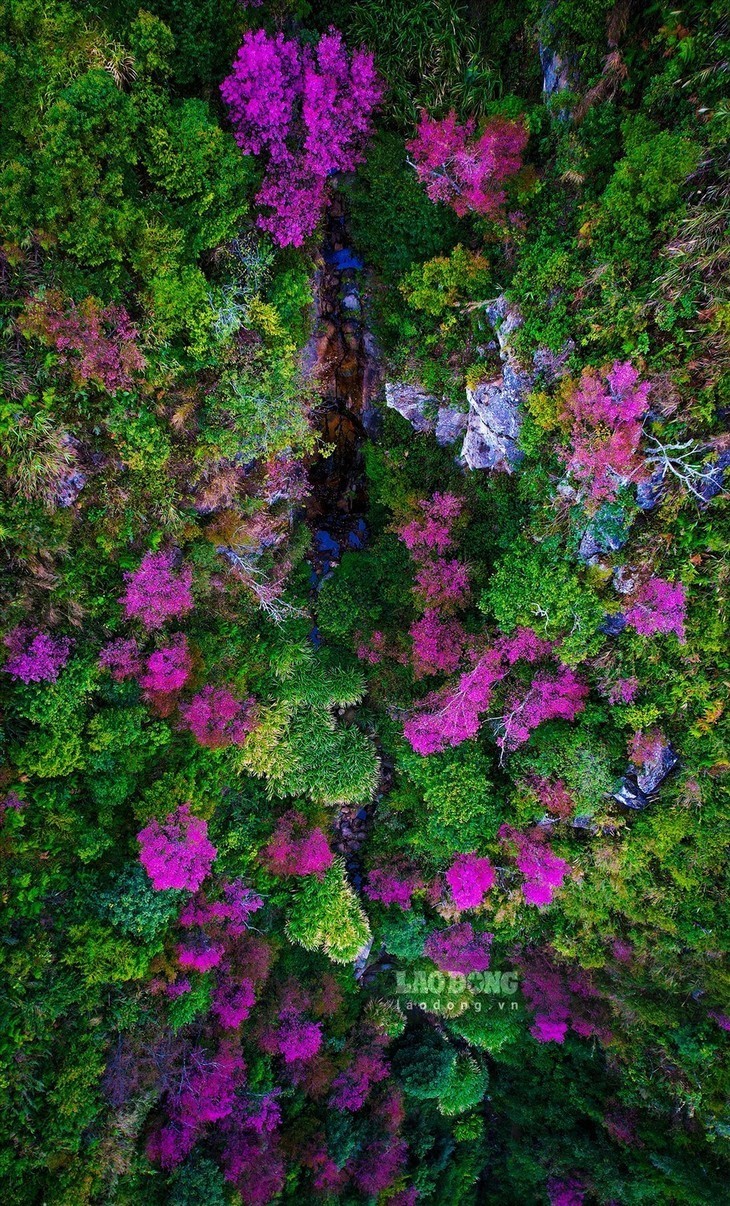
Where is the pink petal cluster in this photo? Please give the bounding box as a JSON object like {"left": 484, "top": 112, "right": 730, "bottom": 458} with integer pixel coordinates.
{"left": 498, "top": 666, "right": 588, "bottom": 751}
{"left": 138, "top": 804, "right": 217, "bottom": 892}
{"left": 146, "top": 1039, "right": 246, "bottom": 1168}
{"left": 329, "top": 1039, "right": 390, "bottom": 1111}
{"left": 221, "top": 28, "right": 381, "bottom": 246}
{"left": 397, "top": 493, "right": 463, "bottom": 555}
{"left": 120, "top": 550, "right": 194, "bottom": 629}
{"left": 515, "top": 947, "right": 609, "bottom": 1045}
{"left": 3, "top": 626, "right": 71, "bottom": 683}
{"left": 500, "top": 825, "right": 571, "bottom": 908}
{"left": 98, "top": 637, "right": 142, "bottom": 681}
{"left": 547, "top": 1177, "right": 587, "bottom": 1206}
{"left": 404, "top": 627, "right": 551, "bottom": 755}
{"left": 528, "top": 776, "right": 575, "bottom": 818}
{"left": 364, "top": 868, "right": 424, "bottom": 910}
{"left": 560, "top": 361, "right": 651, "bottom": 502}
{"left": 445, "top": 852, "right": 496, "bottom": 910}
{"left": 424, "top": 922, "right": 493, "bottom": 974}
{"left": 262, "top": 811, "right": 333, "bottom": 877}
{"left": 408, "top": 109, "right": 528, "bottom": 218}
{"left": 179, "top": 685, "right": 256, "bottom": 748}
{"left": 262, "top": 1009, "right": 323, "bottom": 1063}
{"left": 22, "top": 291, "right": 145, "bottom": 392}
{"left": 138, "top": 633, "right": 192, "bottom": 694}
{"left": 624, "top": 577, "right": 686, "bottom": 641}
{"left": 410, "top": 609, "right": 466, "bottom": 677}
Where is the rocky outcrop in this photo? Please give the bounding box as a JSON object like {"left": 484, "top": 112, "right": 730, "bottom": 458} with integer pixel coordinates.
{"left": 461, "top": 375, "right": 525, "bottom": 471}
{"left": 384, "top": 382, "right": 438, "bottom": 434}
{"left": 614, "top": 743, "right": 679, "bottom": 810}
{"left": 578, "top": 505, "right": 630, "bottom": 564}
{"left": 460, "top": 296, "right": 533, "bottom": 472}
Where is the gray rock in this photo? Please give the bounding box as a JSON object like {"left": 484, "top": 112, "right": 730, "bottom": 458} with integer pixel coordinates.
{"left": 614, "top": 780, "right": 650, "bottom": 811}
{"left": 435, "top": 406, "right": 468, "bottom": 446}
{"left": 540, "top": 44, "right": 571, "bottom": 96}
{"left": 636, "top": 744, "right": 679, "bottom": 795}
{"left": 614, "top": 743, "right": 679, "bottom": 811}
{"left": 384, "top": 382, "right": 438, "bottom": 434}
{"left": 459, "top": 296, "right": 533, "bottom": 472}
{"left": 461, "top": 378, "right": 525, "bottom": 471}
{"left": 578, "top": 506, "right": 629, "bottom": 563}
{"left": 636, "top": 468, "right": 667, "bottom": 511}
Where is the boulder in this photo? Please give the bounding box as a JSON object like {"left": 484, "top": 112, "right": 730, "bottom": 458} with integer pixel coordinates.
{"left": 636, "top": 743, "right": 679, "bottom": 795}
{"left": 461, "top": 378, "right": 525, "bottom": 471}
{"left": 384, "top": 382, "right": 438, "bottom": 434}
{"left": 578, "top": 505, "right": 630, "bottom": 563}
{"left": 435, "top": 406, "right": 468, "bottom": 446}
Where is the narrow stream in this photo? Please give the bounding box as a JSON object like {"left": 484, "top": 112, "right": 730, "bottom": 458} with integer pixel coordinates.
{"left": 302, "top": 193, "right": 387, "bottom": 946}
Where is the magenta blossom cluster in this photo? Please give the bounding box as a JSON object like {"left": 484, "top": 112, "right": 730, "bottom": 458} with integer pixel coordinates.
{"left": 404, "top": 627, "right": 551, "bottom": 755}
{"left": 120, "top": 550, "right": 194, "bottom": 629}
{"left": 261, "top": 1008, "right": 323, "bottom": 1064}
{"left": 500, "top": 825, "right": 571, "bottom": 908}
{"left": 139, "top": 633, "right": 192, "bottom": 695}
{"left": 262, "top": 811, "right": 333, "bottom": 877}
{"left": 498, "top": 665, "right": 588, "bottom": 751}
{"left": 396, "top": 493, "right": 471, "bottom": 679}
{"left": 410, "top": 609, "right": 466, "bottom": 678}
{"left": 528, "top": 776, "right": 576, "bottom": 819}
{"left": 146, "top": 1039, "right": 246, "bottom": 1169}
{"left": 179, "top": 685, "right": 256, "bottom": 748}
{"left": 515, "top": 947, "right": 610, "bottom": 1045}
{"left": 364, "top": 868, "right": 424, "bottom": 910}
{"left": 424, "top": 922, "right": 493, "bottom": 974}
{"left": 98, "top": 637, "right": 142, "bottom": 681}
{"left": 560, "top": 361, "right": 651, "bottom": 502}
{"left": 3, "top": 625, "right": 71, "bottom": 683}
{"left": 22, "top": 291, "right": 146, "bottom": 393}
{"left": 138, "top": 804, "right": 217, "bottom": 892}
{"left": 221, "top": 28, "right": 381, "bottom": 245}
{"left": 408, "top": 109, "right": 527, "bottom": 218}
{"left": 329, "top": 1036, "right": 390, "bottom": 1111}
{"left": 624, "top": 577, "right": 686, "bottom": 642}
{"left": 445, "top": 852, "right": 496, "bottom": 910}
{"left": 547, "top": 1176, "right": 587, "bottom": 1206}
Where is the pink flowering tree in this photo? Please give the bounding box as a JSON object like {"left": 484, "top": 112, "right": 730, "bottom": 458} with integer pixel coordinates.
{"left": 500, "top": 825, "right": 571, "bottom": 908}
{"left": 146, "top": 1039, "right": 246, "bottom": 1169}
{"left": 407, "top": 109, "right": 527, "bottom": 218}
{"left": 20, "top": 290, "right": 146, "bottom": 392}
{"left": 3, "top": 626, "right": 71, "bottom": 683}
{"left": 364, "top": 868, "right": 424, "bottom": 910}
{"left": 547, "top": 1176, "right": 587, "bottom": 1206}
{"left": 120, "top": 550, "right": 194, "bottom": 629}
{"left": 403, "top": 627, "right": 551, "bottom": 755}
{"left": 559, "top": 361, "right": 651, "bottom": 503}
{"left": 98, "top": 637, "right": 142, "bottom": 681}
{"left": 445, "top": 852, "right": 496, "bottom": 910}
{"left": 392, "top": 493, "right": 471, "bottom": 680}
{"left": 261, "top": 1008, "right": 323, "bottom": 1063}
{"left": 138, "top": 804, "right": 217, "bottom": 892}
{"left": 262, "top": 811, "right": 333, "bottom": 878}
{"left": 424, "top": 922, "right": 493, "bottom": 974}
{"left": 138, "top": 634, "right": 192, "bottom": 695}
{"left": 497, "top": 666, "right": 588, "bottom": 753}
{"left": 624, "top": 577, "right": 686, "bottom": 641}
{"left": 179, "top": 685, "right": 256, "bottom": 748}
{"left": 221, "top": 28, "right": 382, "bottom": 245}
{"left": 515, "top": 947, "right": 610, "bottom": 1045}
